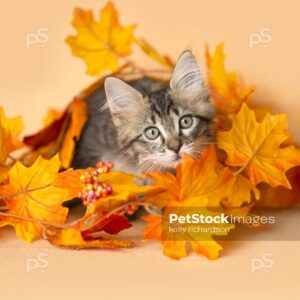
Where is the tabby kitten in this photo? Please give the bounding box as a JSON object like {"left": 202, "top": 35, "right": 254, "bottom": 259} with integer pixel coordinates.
{"left": 72, "top": 51, "right": 215, "bottom": 174}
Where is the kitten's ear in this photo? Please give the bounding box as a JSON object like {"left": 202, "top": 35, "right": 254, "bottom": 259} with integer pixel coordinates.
{"left": 104, "top": 77, "right": 143, "bottom": 126}
{"left": 170, "top": 51, "right": 204, "bottom": 94}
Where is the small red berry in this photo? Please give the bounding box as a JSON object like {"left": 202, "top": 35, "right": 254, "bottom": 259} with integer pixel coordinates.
{"left": 107, "top": 162, "right": 113, "bottom": 169}
{"left": 96, "top": 161, "right": 105, "bottom": 168}
{"left": 106, "top": 186, "right": 112, "bottom": 194}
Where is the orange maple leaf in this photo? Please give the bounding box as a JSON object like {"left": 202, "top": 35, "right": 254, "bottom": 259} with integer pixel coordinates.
{"left": 142, "top": 215, "right": 191, "bottom": 260}
{"left": 66, "top": 2, "right": 136, "bottom": 76}
{"left": 46, "top": 227, "right": 134, "bottom": 249}
{"left": 147, "top": 145, "right": 234, "bottom": 207}
{"left": 227, "top": 174, "right": 260, "bottom": 207}
{"left": 142, "top": 207, "right": 234, "bottom": 261}
{"left": 59, "top": 99, "right": 88, "bottom": 168}
{"left": 217, "top": 103, "right": 300, "bottom": 188}
{"left": 206, "top": 44, "right": 253, "bottom": 114}
{"left": 142, "top": 215, "right": 188, "bottom": 260}
{"left": 256, "top": 166, "right": 300, "bottom": 208}
{"left": 0, "top": 155, "right": 70, "bottom": 242}
{"left": 54, "top": 167, "right": 93, "bottom": 200}
{"left": 143, "top": 146, "right": 236, "bottom": 260}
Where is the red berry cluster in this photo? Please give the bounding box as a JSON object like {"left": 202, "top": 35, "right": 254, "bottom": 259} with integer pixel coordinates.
{"left": 78, "top": 161, "right": 114, "bottom": 208}
{"left": 124, "top": 202, "right": 139, "bottom": 216}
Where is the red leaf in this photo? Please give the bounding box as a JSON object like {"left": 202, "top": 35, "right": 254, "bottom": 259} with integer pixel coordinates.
{"left": 81, "top": 214, "right": 132, "bottom": 240}
{"left": 23, "top": 110, "right": 68, "bottom": 149}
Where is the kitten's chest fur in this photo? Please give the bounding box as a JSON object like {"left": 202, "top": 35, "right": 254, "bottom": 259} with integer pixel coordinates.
{"left": 72, "top": 77, "right": 167, "bottom": 173}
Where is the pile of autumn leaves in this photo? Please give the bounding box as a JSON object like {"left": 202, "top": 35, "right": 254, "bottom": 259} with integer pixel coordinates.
{"left": 0, "top": 1, "right": 300, "bottom": 260}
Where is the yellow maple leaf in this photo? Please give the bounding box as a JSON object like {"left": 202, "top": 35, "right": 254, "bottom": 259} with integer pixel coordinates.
{"left": 206, "top": 44, "right": 253, "bottom": 114}
{"left": 0, "top": 107, "right": 24, "bottom": 182}
{"left": 66, "top": 2, "right": 136, "bottom": 76}
{"left": 0, "top": 155, "right": 69, "bottom": 242}
{"left": 217, "top": 103, "right": 300, "bottom": 188}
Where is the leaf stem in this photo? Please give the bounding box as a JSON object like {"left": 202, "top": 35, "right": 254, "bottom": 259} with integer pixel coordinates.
{"left": 8, "top": 155, "right": 17, "bottom": 163}
{"left": 233, "top": 165, "right": 248, "bottom": 176}
{"left": 0, "top": 184, "right": 51, "bottom": 199}
{"left": 0, "top": 211, "right": 72, "bottom": 229}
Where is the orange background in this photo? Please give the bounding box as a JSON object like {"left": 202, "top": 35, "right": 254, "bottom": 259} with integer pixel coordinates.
{"left": 0, "top": 1, "right": 300, "bottom": 299}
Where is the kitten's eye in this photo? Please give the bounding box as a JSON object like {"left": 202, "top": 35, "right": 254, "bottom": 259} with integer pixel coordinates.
{"left": 144, "top": 127, "right": 160, "bottom": 140}
{"left": 179, "top": 115, "right": 193, "bottom": 129}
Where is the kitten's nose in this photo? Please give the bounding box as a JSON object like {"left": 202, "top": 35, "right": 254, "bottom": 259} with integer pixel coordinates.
{"left": 167, "top": 141, "right": 182, "bottom": 153}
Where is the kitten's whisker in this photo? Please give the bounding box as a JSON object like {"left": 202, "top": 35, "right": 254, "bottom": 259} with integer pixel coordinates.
{"left": 139, "top": 155, "right": 175, "bottom": 175}
{"left": 113, "top": 148, "right": 135, "bottom": 165}
{"left": 140, "top": 161, "right": 160, "bottom": 178}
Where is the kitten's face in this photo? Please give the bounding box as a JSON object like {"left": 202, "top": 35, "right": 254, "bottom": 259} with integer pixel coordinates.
{"left": 104, "top": 51, "right": 215, "bottom": 173}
